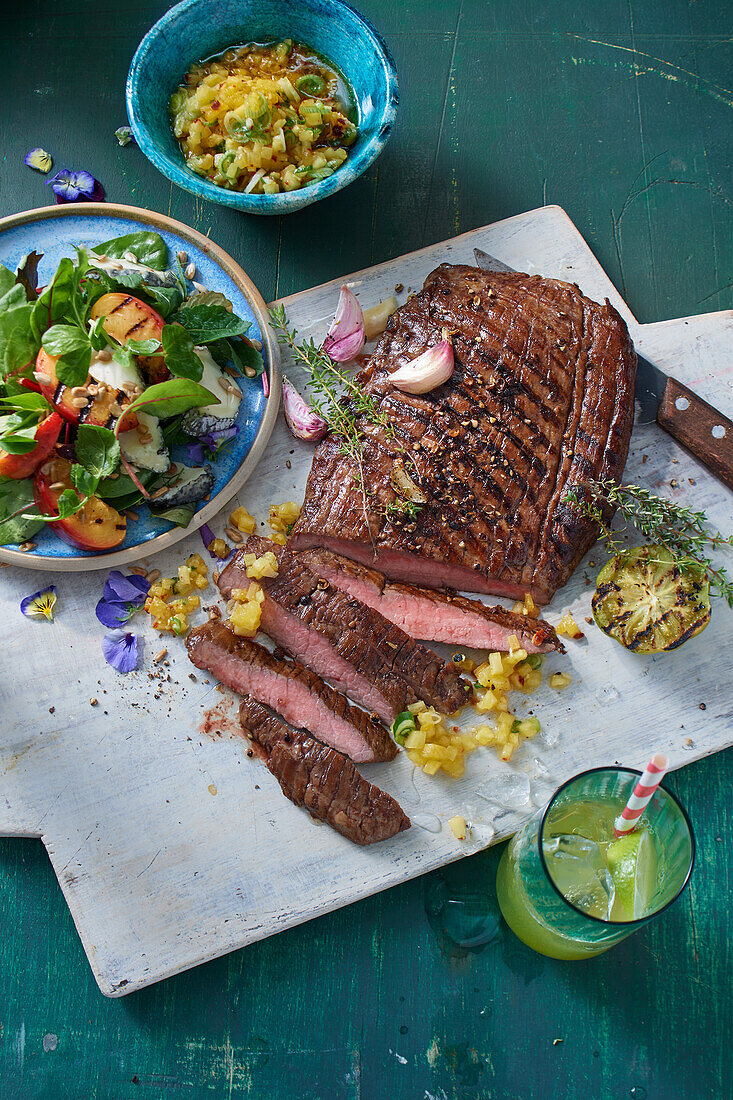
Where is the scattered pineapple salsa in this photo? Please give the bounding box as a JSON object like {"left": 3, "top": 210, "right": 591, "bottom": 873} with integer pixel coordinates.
{"left": 144, "top": 553, "right": 210, "bottom": 636}
{"left": 170, "top": 39, "right": 358, "bottom": 195}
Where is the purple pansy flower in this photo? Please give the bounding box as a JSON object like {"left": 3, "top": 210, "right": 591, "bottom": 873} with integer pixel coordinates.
{"left": 46, "top": 168, "right": 104, "bottom": 204}
{"left": 102, "top": 629, "right": 140, "bottom": 673}
{"left": 200, "top": 522, "right": 216, "bottom": 557}
{"left": 95, "top": 570, "right": 150, "bottom": 628}
{"left": 24, "top": 148, "right": 53, "bottom": 173}
{"left": 183, "top": 425, "right": 238, "bottom": 465}
{"left": 20, "top": 585, "right": 57, "bottom": 622}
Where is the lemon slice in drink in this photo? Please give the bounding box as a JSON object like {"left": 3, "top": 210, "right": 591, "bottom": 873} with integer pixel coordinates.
{"left": 605, "top": 829, "right": 658, "bottom": 921}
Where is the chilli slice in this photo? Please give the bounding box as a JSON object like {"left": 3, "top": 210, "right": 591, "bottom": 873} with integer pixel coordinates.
{"left": 592, "top": 544, "right": 711, "bottom": 654}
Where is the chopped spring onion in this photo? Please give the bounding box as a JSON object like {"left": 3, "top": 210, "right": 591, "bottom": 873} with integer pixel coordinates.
{"left": 244, "top": 168, "right": 266, "bottom": 194}
{"left": 392, "top": 710, "right": 416, "bottom": 746}
{"left": 297, "top": 74, "right": 326, "bottom": 96}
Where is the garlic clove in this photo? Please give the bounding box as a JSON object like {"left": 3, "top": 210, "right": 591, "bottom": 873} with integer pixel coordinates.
{"left": 282, "top": 378, "right": 328, "bottom": 441}
{"left": 389, "top": 339, "right": 454, "bottom": 394}
{"left": 322, "top": 285, "right": 365, "bottom": 362}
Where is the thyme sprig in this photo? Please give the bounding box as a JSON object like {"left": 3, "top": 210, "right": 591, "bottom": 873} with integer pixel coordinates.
{"left": 269, "top": 305, "right": 423, "bottom": 522}
{"left": 564, "top": 478, "right": 733, "bottom": 605}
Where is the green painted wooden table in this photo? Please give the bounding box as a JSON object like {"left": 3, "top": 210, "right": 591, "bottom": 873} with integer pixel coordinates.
{"left": 1, "top": 2, "right": 731, "bottom": 1097}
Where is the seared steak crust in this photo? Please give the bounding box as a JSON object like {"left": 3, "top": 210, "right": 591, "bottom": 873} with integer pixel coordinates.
{"left": 239, "top": 698, "right": 411, "bottom": 845}
{"left": 297, "top": 546, "right": 563, "bottom": 653}
{"left": 290, "top": 264, "right": 636, "bottom": 603}
{"left": 186, "top": 621, "right": 397, "bottom": 762}
{"left": 220, "top": 537, "right": 472, "bottom": 717}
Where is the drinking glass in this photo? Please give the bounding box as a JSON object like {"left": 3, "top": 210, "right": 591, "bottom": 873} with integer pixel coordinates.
{"left": 495, "top": 766, "right": 695, "bottom": 959}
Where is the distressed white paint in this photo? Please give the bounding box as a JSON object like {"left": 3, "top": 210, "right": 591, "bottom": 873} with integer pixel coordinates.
{"left": 1, "top": 206, "right": 731, "bottom": 996}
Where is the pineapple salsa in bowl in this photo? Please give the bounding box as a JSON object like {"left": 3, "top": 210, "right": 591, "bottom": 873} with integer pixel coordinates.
{"left": 171, "top": 39, "right": 358, "bottom": 196}
{"left": 126, "top": 0, "right": 399, "bottom": 214}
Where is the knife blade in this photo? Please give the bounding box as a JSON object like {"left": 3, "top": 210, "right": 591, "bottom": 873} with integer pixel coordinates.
{"left": 473, "top": 247, "right": 733, "bottom": 490}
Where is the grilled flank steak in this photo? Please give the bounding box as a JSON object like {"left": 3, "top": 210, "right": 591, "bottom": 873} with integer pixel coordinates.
{"left": 239, "top": 698, "right": 411, "bottom": 846}
{"left": 296, "top": 547, "right": 563, "bottom": 653}
{"left": 186, "top": 622, "right": 397, "bottom": 763}
{"left": 218, "top": 537, "right": 473, "bottom": 722}
{"left": 290, "top": 264, "right": 637, "bottom": 604}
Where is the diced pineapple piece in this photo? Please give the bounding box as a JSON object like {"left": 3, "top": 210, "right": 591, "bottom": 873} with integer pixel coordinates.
{"left": 230, "top": 507, "right": 257, "bottom": 534}
{"left": 448, "top": 815, "right": 467, "bottom": 840}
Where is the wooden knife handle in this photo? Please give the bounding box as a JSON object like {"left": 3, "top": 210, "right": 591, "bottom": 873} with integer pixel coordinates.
{"left": 657, "top": 377, "right": 733, "bottom": 491}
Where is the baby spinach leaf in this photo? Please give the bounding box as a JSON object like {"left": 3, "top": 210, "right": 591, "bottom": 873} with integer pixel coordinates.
{"left": 126, "top": 337, "right": 161, "bottom": 355}
{"left": 56, "top": 487, "right": 85, "bottom": 519}
{"left": 149, "top": 503, "right": 195, "bottom": 528}
{"left": 117, "top": 378, "right": 218, "bottom": 427}
{"left": 94, "top": 231, "right": 168, "bottom": 271}
{"left": 0, "top": 304, "right": 39, "bottom": 379}
{"left": 0, "top": 265, "right": 16, "bottom": 299}
{"left": 71, "top": 464, "right": 99, "bottom": 498}
{"left": 185, "top": 289, "right": 235, "bottom": 312}
{"left": 31, "top": 257, "right": 75, "bottom": 340}
{"left": 42, "top": 324, "right": 89, "bottom": 356}
{"left": 55, "top": 344, "right": 92, "bottom": 388}
{"left": 75, "top": 424, "right": 120, "bottom": 479}
{"left": 137, "top": 283, "right": 185, "bottom": 319}
{"left": 161, "top": 324, "right": 203, "bottom": 381}
{"left": 0, "top": 284, "right": 28, "bottom": 315}
{"left": 171, "top": 303, "right": 248, "bottom": 343}
{"left": 0, "top": 478, "right": 43, "bottom": 545}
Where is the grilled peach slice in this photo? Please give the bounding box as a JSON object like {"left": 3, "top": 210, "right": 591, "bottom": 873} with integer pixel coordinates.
{"left": 34, "top": 348, "right": 139, "bottom": 430}
{"left": 34, "top": 456, "right": 127, "bottom": 551}
{"left": 91, "top": 293, "right": 169, "bottom": 384}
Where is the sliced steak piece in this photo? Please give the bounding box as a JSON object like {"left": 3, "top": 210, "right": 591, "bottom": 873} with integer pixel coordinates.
{"left": 186, "top": 621, "right": 396, "bottom": 763}
{"left": 240, "top": 698, "right": 410, "bottom": 845}
{"left": 289, "top": 263, "right": 636, "bottom": 603}
{"left": 218, "top": 536, "right": 472, "bottom": 721}
{"left": 297, "top": 547, "right": 563, "bottom": 653}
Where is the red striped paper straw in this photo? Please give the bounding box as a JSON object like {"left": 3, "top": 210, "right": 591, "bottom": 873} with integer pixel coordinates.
{"left": 614, "top": 753, "right": 669, "bottom": 837}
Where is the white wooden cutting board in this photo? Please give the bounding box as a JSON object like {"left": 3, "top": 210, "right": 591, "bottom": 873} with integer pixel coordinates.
{"left": 1, "top": 205, "right": 731, "bottom": 996}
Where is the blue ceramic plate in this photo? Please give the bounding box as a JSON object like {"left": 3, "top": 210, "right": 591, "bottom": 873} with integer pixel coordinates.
{"left": 0, "top": 203, "right": 280, "bottom": 572}
{"left": 126, "top": 0, "right": 398, "bottom": 215}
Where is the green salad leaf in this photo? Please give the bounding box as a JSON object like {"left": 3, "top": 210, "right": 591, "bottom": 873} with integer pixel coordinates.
{"left": 117, "top": 378, "right": 218, "bottom": 427}
{"left": 161, "top": 324, "right": 203, "bottom": 380}
{"left": 0, "top": 284, "right": 28, "bottom": 314}
{"left": 70, "top": 464, "right": 99, "bottom": 498}
{"left": 0, "top": 265, "right": 16, "bottom": 299}
{"left": 75, "top": 424, "right": 120, "bottom": 480}
{"left": 171, "top": 303, "right": 249, "bottom": 343}
{"left": 0, "top": 304, "right": 39, "bottom": 380}
{"left": 94, "top": 231, "right": 169, "bottom": 271}
{"left": 0, "top": 477, "right": 43, "bottom": 545}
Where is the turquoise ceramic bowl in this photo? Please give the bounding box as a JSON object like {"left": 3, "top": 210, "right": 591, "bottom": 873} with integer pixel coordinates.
{"left": 126, "top": 0, "right": 398, "bottom": 215}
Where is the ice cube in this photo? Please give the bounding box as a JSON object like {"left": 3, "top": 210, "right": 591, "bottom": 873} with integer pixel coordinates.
{"left": 538, "top": 724, "right": 561, "bottom": 748}
{"left": 543, "top": 834, "right": 615, "bottom": 920}
{"left": 476, "top": 772, "right": 531, "bottom": 810}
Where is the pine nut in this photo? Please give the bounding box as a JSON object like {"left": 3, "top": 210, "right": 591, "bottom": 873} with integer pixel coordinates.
{"left": 87, "top": 383, "right": 99, "bottom": 396}
{"left": 49, "top": 481, "right": 66, "bottom": 491}
{"left": 95, "top": 348, "right": 112, "bottom": 362}
{"left": 184, "top": 262, "right": 196, "bottom": 280}
{"left": 217, "top": 377, "right": 231, "bottom": 393}
{"left": 244, "top": 366, "right": 255, "bottom": 378}
{"left": 18, "top": 541, "right": 36, "bottom": 552}
{"left": 34, "top": 372, "right": 52, "bottom": 385}
{"left": 150, "top": 487, "right": 168, "bottom": 499}
{"left": 126, "top": 509, "right": 139, "bottom": 522}
{"left": 129, "top": 566, "right": 147, "bottom": 576}
{"left": 225, "top": 527, "right": 243, "bottom": 544}
{"left": 109, "top": 403, "right": 123, "bottom": 417}
{"left": 177, "top": 250, "right": 188, "bottom": 264}
{"left": 146, "top": 568, "right": 161, "bottom": 581}
{"left": 250, "top": 338, "right": 262, "bottom": 351}
{"left": 154, "top": 647, "right": 168, "bottom": 663}
{"left": 71, "top": 386, "right": 88, "bottom": 397}
{"left": 71, "top": 396, "right": 89, "bottom": 408}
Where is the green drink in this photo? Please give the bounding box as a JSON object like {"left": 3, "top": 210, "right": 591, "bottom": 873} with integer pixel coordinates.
{"left": 496, "top": 767, "right": 695, "bottom": 959}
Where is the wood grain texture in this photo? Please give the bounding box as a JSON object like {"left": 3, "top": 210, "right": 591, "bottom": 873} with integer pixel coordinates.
{"left": 1, "top": 1, "right": 732, "bottom": 1097}
{"left": 658, "top": 377, "right": 733, "bottom": 490}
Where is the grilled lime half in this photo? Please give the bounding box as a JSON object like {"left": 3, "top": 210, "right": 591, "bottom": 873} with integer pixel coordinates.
{"left": 592, "top": 544, "right": 711, "bottom": 654}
